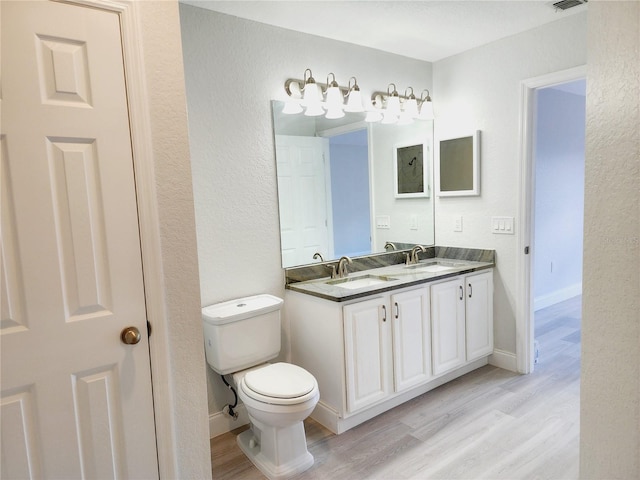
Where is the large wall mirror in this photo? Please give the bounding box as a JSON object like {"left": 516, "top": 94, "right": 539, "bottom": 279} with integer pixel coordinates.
{"left": 272, "top": 100, "right": 435, "bottom": 268}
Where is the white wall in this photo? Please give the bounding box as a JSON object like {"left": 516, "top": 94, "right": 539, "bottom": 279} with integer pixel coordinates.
{"left": 534, "top": 85, "right": 585, "bottom": 310}
{"left": 580, "top": 1, "right": 640, "bottom": 477}
{"left": 136, "top": 2, "right": 211, "bottom": 477}
{"left": 179, "top": 5, "right": 432, "bottom": 418}
{"left": 433, "top": 13, "right": 587, "bottom": 354}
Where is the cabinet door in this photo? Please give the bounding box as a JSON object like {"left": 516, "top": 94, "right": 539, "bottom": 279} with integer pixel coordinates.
{"left": 343, "top": 297, "right": 391, "bottom": 413}
{"left": 431, "top": 278, "right": 466, "bottom": 375}
{"left": 391, "top": 288, "right": 431, "bottom": 392}
{"left": 466, "top": 271, "right": 494, "bottom": 361}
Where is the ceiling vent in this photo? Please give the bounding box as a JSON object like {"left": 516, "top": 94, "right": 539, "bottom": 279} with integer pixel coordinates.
{"left": 552, "top": 0, "right": 587, "bottom": 10}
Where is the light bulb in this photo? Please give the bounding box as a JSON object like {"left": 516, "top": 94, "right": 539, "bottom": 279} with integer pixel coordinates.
{"left": 418, "top": 100, "right": 434, "bottom": 120}
{"left": 381, "top": 109, "right": 398, "bottom": 124}
{"left": 282, "top": 100, "right": 303, "bottom": 114}
{"left": 302, "top": 82, "right": 321, "bottom": 107}
{"left": 304, "top": 103, "right": 325, "bottom": 116}
{"left": 345, "top": 89, "right": 364, "bottom": 112}
{"left": 404, "top": 98, "right": 419, "bottom": 118}
{"left": 325, "top": 106, "right": 345, "bottom": 119}
{"left": 365, "top": 110, "right": 383, "bottom": 122}
{"left": 386, "top": 95, "right": 401, "bottom": 117}
{"left": 325, "top": 85, "right": 343, "bottom": 110}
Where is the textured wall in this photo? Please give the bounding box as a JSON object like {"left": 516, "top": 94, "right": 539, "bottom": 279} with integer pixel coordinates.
{"left": 433, "top": 13, "right": 587, "bottom": 353}
{"left": 534, "top": 87, "right": 585, "bottom": 306}
{"left": 580, "top": 1, "right": 640, "bottom": 477}
{"left": 136, "top": 2, "right": 211, "bottom": 477}
{"left": 179, "top": 5, "right": 431, "bottom": 416}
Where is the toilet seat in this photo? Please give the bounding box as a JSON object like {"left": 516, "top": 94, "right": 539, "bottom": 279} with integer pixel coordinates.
{"left": 241, "top": 363, "right": 318, "bottom": 406}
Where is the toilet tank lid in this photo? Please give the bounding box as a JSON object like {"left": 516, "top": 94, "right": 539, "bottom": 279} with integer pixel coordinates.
{"left": 202, "top": 294, "right": 283, "bottom": 325}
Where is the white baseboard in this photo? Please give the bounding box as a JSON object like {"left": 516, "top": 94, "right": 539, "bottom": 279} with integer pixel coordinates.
{"left": 534, "top": 283, "right": 582, "bottom": 311}
{"left": 489, "top": 349, "right": 518, "bottom": 372}
{"left": 209, "top": 404, "right": 249, "bottom": 439}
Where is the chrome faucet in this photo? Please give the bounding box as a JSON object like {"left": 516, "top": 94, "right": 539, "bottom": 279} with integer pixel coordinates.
{"left": 337, "top": 256, "right": 353, "bottom": 278}
{"left": 384, "top": 242, "right": 397, "bottom": 251}
{"left": 408, "top": 245, "right": 427, "bottom": 265}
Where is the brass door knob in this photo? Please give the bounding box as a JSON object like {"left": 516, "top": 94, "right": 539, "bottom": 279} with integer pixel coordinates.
{"left": 121, "top": 326, "right": 141, "bottom": 345}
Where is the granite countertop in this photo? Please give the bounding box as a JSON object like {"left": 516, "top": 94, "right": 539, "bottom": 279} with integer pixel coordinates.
{"left": 286, "top": 257, "right": 494, "bottom": 302}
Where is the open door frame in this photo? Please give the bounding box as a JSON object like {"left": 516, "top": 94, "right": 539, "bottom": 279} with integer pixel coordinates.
{"left": 516, "top": 65, "right": 587, "bottom": 374}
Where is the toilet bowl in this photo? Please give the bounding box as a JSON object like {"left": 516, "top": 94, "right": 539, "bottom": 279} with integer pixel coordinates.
{"left": 232, "top": 363, "right": 319, "bottom": 479}
{"left": 202, "top": 295, "right": 320, "bottom": 480}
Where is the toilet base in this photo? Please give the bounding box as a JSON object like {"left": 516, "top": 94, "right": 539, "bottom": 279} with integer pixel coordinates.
{"left": 237, "top": 428, "right": 314, "bottom": 480}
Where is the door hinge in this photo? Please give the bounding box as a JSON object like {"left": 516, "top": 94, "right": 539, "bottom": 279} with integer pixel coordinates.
{"left": 524, "top": 246, "right": 530, "bottom": 254}
{"left": 147, "top": 321, "right": 152, "bottom": 337}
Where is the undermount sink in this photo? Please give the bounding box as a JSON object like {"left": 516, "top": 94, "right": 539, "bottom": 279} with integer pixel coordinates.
{"left": 413, "top": 264, "right": 456, "bottom": 273}
{"left": 326, "top": 274, "right": 397, "bottom": 290}
{"left": 404, "top": 260, "right": 467, "bottom": 273}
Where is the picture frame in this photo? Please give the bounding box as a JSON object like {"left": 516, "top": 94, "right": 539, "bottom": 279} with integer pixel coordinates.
{"left": 393, "top": 142, "right": 429, "bottom": 198}
{"left": 437, "top": 130, "right": 480, "bottom": 197}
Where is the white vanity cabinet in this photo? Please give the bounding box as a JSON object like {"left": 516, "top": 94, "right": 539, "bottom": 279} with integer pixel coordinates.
{"left": 431, "top": 270, "right": 494, "bottom": 375}
{"left": 286, "top": 268, "right": 493, "bottom": 434}
{"left": 465, "top": 271, "right": 494, "bottom": 361}
{"left": 342, "top": 287, "right": 431, "bottom": 413}
{"left": 390, "top": 288, "right": 431, "bottom": 393}
{"left": 342, "top": 296, "right": 391, "bottom": 412}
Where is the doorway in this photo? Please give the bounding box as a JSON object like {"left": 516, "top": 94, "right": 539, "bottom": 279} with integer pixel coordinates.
{"left": 532, "top": 79, "right": 586, "bottom": 366}
{"left": 516, "top": 66, "right": 586, "bottom": 374}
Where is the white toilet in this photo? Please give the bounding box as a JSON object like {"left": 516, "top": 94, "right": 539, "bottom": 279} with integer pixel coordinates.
{"left": 202, "top": 294, "right": 319, "bottom": 480}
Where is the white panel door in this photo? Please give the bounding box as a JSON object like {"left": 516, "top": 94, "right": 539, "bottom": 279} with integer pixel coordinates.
{"left": 1, "top": 2, "right": 158, "bottom": 478}
{"left": 465, "top": 271, "right": 494, "bottom": 361}
{"left": 431, "top": 278, "right": 466, "bottom": 376}
{"left": 391, "top": 287, "right": 431, "bottom": 392}
{"left": 343, "top": 297, "right": 391, "bottom": 413}
{"left": 275, "top": 135, "right": 331, "bottom": 267}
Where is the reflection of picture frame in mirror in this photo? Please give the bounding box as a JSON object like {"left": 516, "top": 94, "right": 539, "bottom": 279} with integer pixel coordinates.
{"left": 394, "top": 142, "right": 429, "bottom": 198}
{"left": 437, "top": 131, "right": 480, "bottom": 196}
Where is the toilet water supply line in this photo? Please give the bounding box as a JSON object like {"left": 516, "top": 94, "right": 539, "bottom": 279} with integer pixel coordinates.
{"left": 221, "top": 375, "right": 239, "bottom": 419}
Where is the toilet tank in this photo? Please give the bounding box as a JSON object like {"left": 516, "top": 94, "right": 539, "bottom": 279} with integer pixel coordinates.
{"left": 202, "top": 294, "right": 283, "bottom": 375}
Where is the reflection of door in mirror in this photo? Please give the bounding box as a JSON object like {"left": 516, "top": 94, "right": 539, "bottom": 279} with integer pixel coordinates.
{"left": 275, "top": 130, "right": 371, "bottom": 268}
{"left": 275, "top": 135, "right": 332, "bottom": 267}
{"left": 327, "top": 129, "right": 371, "bottom": 259}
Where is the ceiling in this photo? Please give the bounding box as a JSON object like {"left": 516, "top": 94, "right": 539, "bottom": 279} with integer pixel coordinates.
{"left": 179, "top": 0, "right": 587, "bottom": 62}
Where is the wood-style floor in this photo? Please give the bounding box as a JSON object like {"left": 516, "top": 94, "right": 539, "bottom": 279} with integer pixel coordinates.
{"left": 211, "top": 296, "right": 582, "bottom": 479}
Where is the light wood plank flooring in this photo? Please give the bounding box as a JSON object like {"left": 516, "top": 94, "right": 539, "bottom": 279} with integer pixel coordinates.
{"left": 211, "top": 296, "right": 581, "bottom": 479}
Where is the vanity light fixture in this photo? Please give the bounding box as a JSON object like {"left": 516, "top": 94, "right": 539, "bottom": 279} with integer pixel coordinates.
{"left": 283, "top": 69, "right": 365, "bottom": 119}
{"left": 417, "top": 89, "right": 434, "bottom": 120}
{"left": 282, "top": 70, "right": 433, "bottom": 123}
{"left": 324, "top": 73, "right": 345, "bottom": 119}
{"left": 370, "top": 84, "right": 435, "bottom": 124}
{"left": 344, "top": 77, "right": 365, "bottom": 113}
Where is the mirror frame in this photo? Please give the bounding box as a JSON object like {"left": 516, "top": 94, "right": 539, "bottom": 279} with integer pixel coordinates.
{"left": 393, "top": 142, "right": 429, "bottom": 198}
{"left": 437, "top": 130, "right": 480, "bottom": 197}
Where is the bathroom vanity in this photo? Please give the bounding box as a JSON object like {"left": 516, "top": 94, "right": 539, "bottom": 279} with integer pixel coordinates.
{"left": 285, "top": 251, "right": 494, "bottom": 434}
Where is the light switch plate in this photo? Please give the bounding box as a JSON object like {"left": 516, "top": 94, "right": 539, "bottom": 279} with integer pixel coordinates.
{"left": 376, "top": 215, "right": 391, "bottom": 229}
{"left": 409, "top": 215, "right": 418, "bottom": 230}
{"left": 491, "top": 216, "right": 514, "bottom": 234}
{"left": 454, "top": 215, "right": 463, "bottom": 232}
